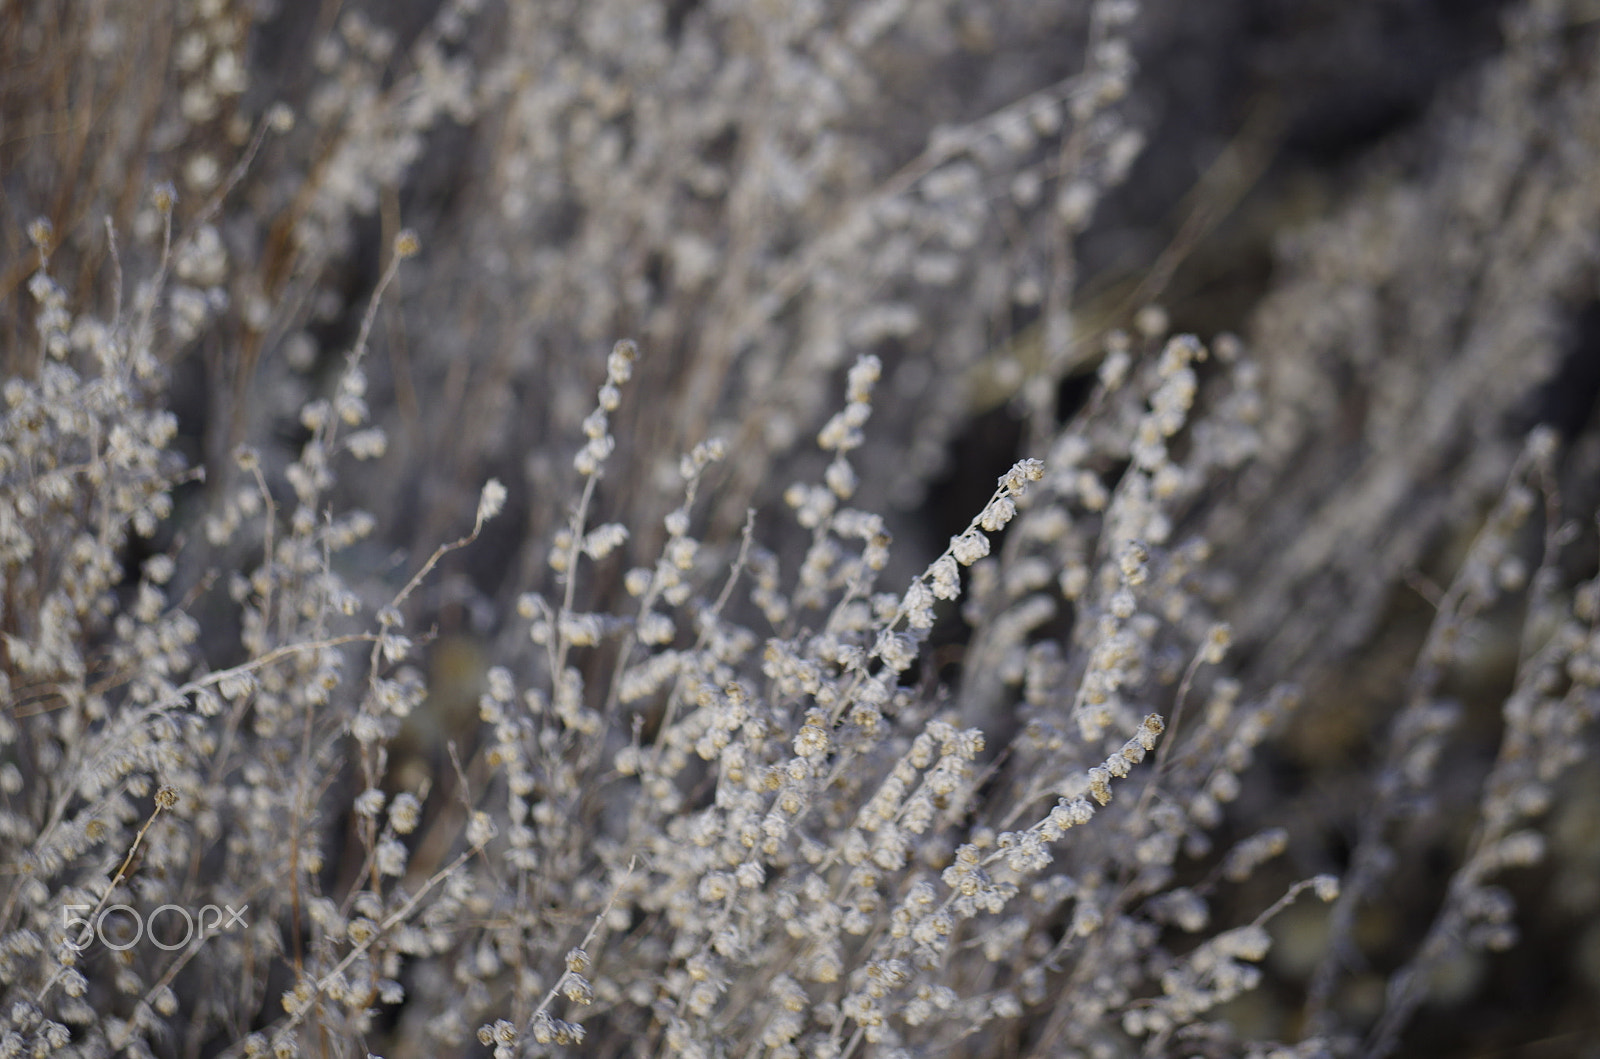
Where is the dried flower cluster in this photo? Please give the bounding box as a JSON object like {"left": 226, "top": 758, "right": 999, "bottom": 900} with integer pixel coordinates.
{"left": 3, "top": 1, "right": 1600, "bottom": 1058}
